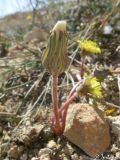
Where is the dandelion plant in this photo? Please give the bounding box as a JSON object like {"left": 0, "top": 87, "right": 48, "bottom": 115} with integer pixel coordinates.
{"left": 41, "top": 21, "right": 102, "bottom": 136}
{"left": 42, "top": 21, "right": 70, "bottom": 135}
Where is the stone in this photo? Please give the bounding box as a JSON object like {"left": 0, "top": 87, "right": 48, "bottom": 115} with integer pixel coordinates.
{"left": 38, "top": 148, "right": 52, "bottom": 160}
{"left": 8, "top": 145, "right": 19, "bottom": 159}
{"left": 20, "top": 153, "right": 28, "bottom": 160}
{"left": 8, "top": 144, "right": 25, "bottom": 159}
{"left": 103, "top": 25, "right": 113, "bottom": 35}
{"left": 116, "top": 152, "right": 120, "bottom": 159}
{"left": 16, "top": 124, "right": 44, "bottom": 146}
{"left": 111, "top": 144, "right": 119, "bottom": 153}
{"left": 71, "top": 153, "right": 79, "bottom": 160}
{"left": 64, "top": 143, "right": 74, "bottom": 156}
{"left": 64, "top": 103, "right": 110, "bottom": 157}
{"left": 18, "top": 146, "right": 25, "bottom": 155}
{"left": 108, "top": 116, "right": 120, "bottom": 137}
{"left": 47, "top": 140, "right": 57, "bottom": 149}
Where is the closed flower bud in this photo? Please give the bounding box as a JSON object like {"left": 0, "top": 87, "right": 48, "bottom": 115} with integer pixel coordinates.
{"left": 41, "top": 21, "right": 70, "bottom": 75}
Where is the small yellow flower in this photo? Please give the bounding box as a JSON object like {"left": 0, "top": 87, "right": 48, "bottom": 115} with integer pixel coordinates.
{"left": 77, "top": 40, "right": 101, "bottom": 54}
{"left": 85, "top": 76, "right": 102, "bottom": 97}
{"left": 26, "top": 15, "right": 32, "bottom": 20}
{"left": 76, "top": 75, "right": 102, "bottom": 98}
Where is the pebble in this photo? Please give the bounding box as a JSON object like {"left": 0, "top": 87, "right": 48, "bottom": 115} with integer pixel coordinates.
{"left": 116, "top": 152, "right": 120, "bottom": 159}
{"left": 20, "top": 153, "right": 28, "bottom": 160}
{"left": 8, "top": 145, "right": 19, "bottom": 159}
{"left": 111, "top": 144, "right": 119, "bottom": 153}
{"left": 47, "top": 140, "right": 56, "bottom": 149}
{"left": 103, "top": 25, "right": 113, "bottom": 35}
{"left": 71, "top": 153, "right": 79, "bottom": 160}
{"left": 64, "top": 143, "right": 74, "bottom": 156}
{"left": 38, "top": 148, "right": 52, "bottom": 160}
{"left": 108, "top": 116, "right": 120, "bottom": 137}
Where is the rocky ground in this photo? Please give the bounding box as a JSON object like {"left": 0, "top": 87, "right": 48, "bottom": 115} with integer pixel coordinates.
{"left": 0, "top": 0, "right": 120, "bottom": 160}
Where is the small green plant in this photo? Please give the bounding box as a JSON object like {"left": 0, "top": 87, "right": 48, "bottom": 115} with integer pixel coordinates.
{"left": 41, "top": 21, "right": 102, "bottom": 136}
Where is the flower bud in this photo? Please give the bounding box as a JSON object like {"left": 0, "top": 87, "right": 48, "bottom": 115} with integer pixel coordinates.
{"left": 41, "top": 21, "right": 70, "bottom": 75}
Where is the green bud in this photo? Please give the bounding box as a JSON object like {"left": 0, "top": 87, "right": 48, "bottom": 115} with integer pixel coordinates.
{"left": 41, "top": 21, "right": 70, "bottom": 75}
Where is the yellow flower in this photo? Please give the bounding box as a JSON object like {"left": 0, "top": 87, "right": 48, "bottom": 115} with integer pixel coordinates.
{"left": 77, "top": 40, "right": 101, "bottom": 54}
{"left": 85, "top": 76, "right": 102, "bottom": 97}
{"left": 26, "top": 15, "right": 32, "bottom": 20}
{"left": 76, "top": 75, "right": 102, "bottom": 98}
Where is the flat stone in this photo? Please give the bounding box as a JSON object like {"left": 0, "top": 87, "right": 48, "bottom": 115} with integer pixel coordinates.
{"left": 64, "top": 103, "right": 110, "bottom": 157}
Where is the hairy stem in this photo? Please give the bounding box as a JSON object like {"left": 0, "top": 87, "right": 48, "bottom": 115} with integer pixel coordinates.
{"left": 61, "top": 92, "right": 78, "bottom": 112}
{"left": 61, "top": 92, "right": 78, "bottom": 131}
{"left": 52, "top": 74, "right": 61, "bottom": 134}
{"left": 68, "top": 80, "right": 83, "bottom": 99}
{"left": 80, "top": 53, "right": 85, "bottom": 79}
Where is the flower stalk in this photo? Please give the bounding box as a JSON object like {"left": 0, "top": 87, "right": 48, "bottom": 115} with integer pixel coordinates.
{"left": 80, "top": 52, "right": 85, "bottom": 79}
{"left": 51, "top": 74, "right": 61, "bottom": 135}
{"left": 60, "top": 92, "right": 78, "bottom": 131}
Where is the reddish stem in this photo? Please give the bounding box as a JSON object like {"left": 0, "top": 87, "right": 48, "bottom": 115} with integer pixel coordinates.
{"left": 61, "top": 92, "right": 78, "bottom": 131}
{"left": 68, "top": 80, "right": 83, "bottom": 99}
{"left": 51, "top": 74, "right": 61, "bottom": 135}
{"left": 60, "top": 92, "right": 78, "bottom": 112}
{"left": 80, "top": 53, "right": 84, "bottom": 79}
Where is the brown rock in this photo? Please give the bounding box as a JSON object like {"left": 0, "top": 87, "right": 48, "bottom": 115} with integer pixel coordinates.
{"left": 8, "top": 144, "right": 25, "bottom": 159}
{"left": 64, "top": 103, "right": 110, "bottom": 157}
{"left": 8, "top": 145, "right": 19, "bottom": 159}
{"left": 17, "top": 124, "right": 44, "bottom": 146}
